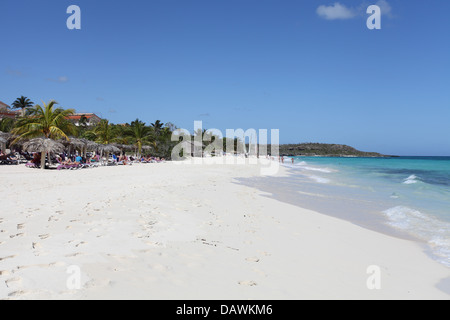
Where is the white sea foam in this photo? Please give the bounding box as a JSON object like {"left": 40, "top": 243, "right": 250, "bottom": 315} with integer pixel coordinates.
{"left": 403, "top": 175, "right": 419, "bottom": 184}
{"left": 308, "top": 175, "right": 331, "bottom": 184}
{"left": 383, "top": 206, "right": 450, "bottom": 267}
{"left": 290, "top": 160, "right": 337, "bottom": 173}
{"left": 302, "top": 166, "right": 335, "bottom": 173}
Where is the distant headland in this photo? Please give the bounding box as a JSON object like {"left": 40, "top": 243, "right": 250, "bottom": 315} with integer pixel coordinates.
{"left": 274, "top": 143, "right": 394, "bottom": 157}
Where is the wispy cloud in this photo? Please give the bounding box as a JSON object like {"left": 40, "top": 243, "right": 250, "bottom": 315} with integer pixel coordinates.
{"left": 108, "top": 108, "right": 117, "bottom": 114}
{"left": 96, "top": 97, "right": 105, "bottom": 101}
{"left": 317, "top": 3, "right": 357, "bottom": 20}
{"left": 376, "top": 0, "right": 393, "bottom": 17}
{"left": 317, "top": 1, "right": 393, "bottom": 20}
{"left": 47, "top": 76, "right": 69, "bottom": 83}
{"left": 6, "top": 68, "right": 25, "bottom": 77}
{"left": 198, "top": 113, "right": 210, "bottom": 117}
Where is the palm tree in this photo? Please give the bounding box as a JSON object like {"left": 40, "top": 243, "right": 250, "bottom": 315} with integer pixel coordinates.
{"left": 11, "top": 96, "right": 34, "bottom": 116}
{"left": 89, "top": 119, "right": 118, "bottom": 145}
{"left": 0, "top": 118, "right": 15, "bottom": 133}
{"left": 156, "top": 126, "right": 176, "bottom": 158}
{"left": 151, "top": 120, "right": 164, "bottom": 136}
{"left": 126, "top": 119, "right": 153, "bottom": 158}
{"left": 12, "top": 100, "right": 75, "bottom": 169}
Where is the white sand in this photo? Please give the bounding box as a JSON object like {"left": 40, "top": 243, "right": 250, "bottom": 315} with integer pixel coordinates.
{"left": 0, "top": 159, "right": 449, "bottom": 299}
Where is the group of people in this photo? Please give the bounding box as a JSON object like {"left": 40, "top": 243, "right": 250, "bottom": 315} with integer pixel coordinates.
{"left": 111, "top": 154, "right": 134, "bottom": 165}
{"left": 265, "top": 155, "right": 294, "bottom": 164}
{"left": 140, "top": 155, "right": 166, "bottom": 163}
{"left": 21, "top": 151, "right": 167, "bottom": 169}
{"left": 0, "top": 150, "right": 19, "bottom": 164}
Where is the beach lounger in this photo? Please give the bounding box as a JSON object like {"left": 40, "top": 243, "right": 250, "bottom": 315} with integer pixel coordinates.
{"left": 25, "top": 162, "right": 39, "bottom": 168}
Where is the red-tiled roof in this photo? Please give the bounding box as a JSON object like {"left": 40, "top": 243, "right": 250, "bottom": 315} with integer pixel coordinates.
{"left": 67, "top": 113, "right": 101, "bottom": 120}
{"left": 0, "top": 101, "right": 9, "bottom": 109}
{"left": 0, "top": 112, "right": 17, "bottom": 119}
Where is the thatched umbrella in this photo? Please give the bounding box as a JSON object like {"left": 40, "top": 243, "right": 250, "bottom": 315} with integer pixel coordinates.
{"left": 0, "top": 132, "right": 12, "bottom": 152}
{"left": 65, "top": 137, "right": 86, "bottom": 156}
{"left": 97, "top": 144, "right": 120, "bottom": 154}
{"left": 141, "top": 145, "right": 153, "bottom": 155}
{"left": 97, "top": 144, "right": 121, "bottom": 164}
{"left": 23, "top": 138, "right": 65, "bottom": 169}
{"left": 113, "top": 143, "right": 134, "bottom": 156}
{"left": 85, "top": 140, "right": 99, "bottom": 156}
{"left": 68, "top": 138, "right": 86, "bottom": 149}
{"left": 0, "top": 137, "right": 7, "bottom": 153}
{"left": 0, "top": 132, "right": 11, "bottom": 140}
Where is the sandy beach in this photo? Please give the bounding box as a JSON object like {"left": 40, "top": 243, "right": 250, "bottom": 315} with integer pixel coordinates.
{"left": 0, "top": 159, "right": 449, "bottom": 300}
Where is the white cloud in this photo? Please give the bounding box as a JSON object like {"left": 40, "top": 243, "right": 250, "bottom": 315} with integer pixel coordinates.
{"left": 317, "top": 1, "right": 393, "bottom": 20}
{"left": 47, "top": 76, "right": 69, "bottom": 83}
{"left": 6, "top": 68, "right": 25, "bottom": 77}
{"left": 376, "top": 0, "right": 393, "bottom": 17}
{"left": 317, "top": 2, "right": 356, "bottom": 20}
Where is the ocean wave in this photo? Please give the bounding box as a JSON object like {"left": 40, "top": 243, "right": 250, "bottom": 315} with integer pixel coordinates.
{"left": 307, "top": 175, "right": 331, "bottom": 184}
{"left": 295, "top": 165, "right": 336, "bottom": 173}
{"left": 383, "top": 206, "right": 450, "bottom": 267}
{"left": 403, "top": 175, "right": 419, "bottom": 184}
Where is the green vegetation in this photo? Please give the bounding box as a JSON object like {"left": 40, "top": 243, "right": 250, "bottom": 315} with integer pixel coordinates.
{"left": 11, "top": 96, "right": 34, "bottom": 116}
{"left": 276, "top": 143, "right": 389, "bottom": 157}
{"left": 1, "top": 96, "right": 180, "bottom": 161}
{"left": 2, "top": 96, "right": 388, "bottom": 161}
{"left": 11, "top": 100, "right": 76, "bottom": 169}
{"left": 12, "top": 101, "right": 75, "bottom": 143}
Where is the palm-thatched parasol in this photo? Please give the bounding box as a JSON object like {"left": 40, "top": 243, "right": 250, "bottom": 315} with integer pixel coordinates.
{"left": 0, "top": 137, "right": 7, "bottom": 153}
{"left": 85, "top": 140, "right": 99, "bottom": 151}
{"left": 97, "top": 144, "right": 121, "bottom": 154}
{"left": 68, "top": 138, "right": 87, "bottom": 149}
{"left": 112, "top": 143, "right": 134, "bottom": 155}
{"left": 0, "top": 132, "right": 12, "bottom": 140}
{"left": 141, "top": 145, "right": 153, "bottom": 153}
{"left": 23, "top": 138, "right": 65, "bottom": 169}
{"left": 0, "top": 132, "right": 13, "bottom": 152}
{"left": 97, "top": 144, "right": 121, "bottom": 164}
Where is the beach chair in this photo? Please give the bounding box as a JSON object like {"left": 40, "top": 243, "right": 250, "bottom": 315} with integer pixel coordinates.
{"left": 25, "top": 162, "right": 39, "bottom": 169}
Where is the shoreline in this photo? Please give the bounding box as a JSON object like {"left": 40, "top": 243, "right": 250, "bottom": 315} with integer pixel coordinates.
{"left": 0, "top": 160, "right": 449, "bottom": 299}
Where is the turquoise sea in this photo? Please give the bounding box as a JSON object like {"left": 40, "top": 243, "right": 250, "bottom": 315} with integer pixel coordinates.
{"left": 238, "top": 156, "right": 450, "bottom": 267}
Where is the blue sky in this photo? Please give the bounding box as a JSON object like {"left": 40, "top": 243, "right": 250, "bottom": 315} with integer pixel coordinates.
{"left": 1, "top": 0, "right": 449, "bottom": 155}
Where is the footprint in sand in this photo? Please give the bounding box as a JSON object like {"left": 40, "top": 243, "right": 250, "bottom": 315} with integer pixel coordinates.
{"left": 8, "top": 290, "right": 30, "bottom": 297}
{"left": 5, "top": 277, "right": 22, "bottom": 287}
{"left": 49, "top": 262, "right": 65, "bottom": 267}
{"left": 39, "top": 234, "right": 50, "bottom": 240}
{"left": 245, "top": 257, "right": 260, "bottom": 263}
{"left": 65, "top": 252, "right": 83, "bottom": 258}
{"left": 0, "top": 255, "right": 16, "bottom": 262}
{"left": 257, "top": 251, "right": 271, "bottom": 257}
{"left": 0, "top": 270, "right": 11, "bottom": 276}
{"left": 75, "top": 241, "right": 87, "bottom": 248}
{"left": 31, "top": 242, "right": 44, "bottom": 255}
{"left": 238, "top": 280, "right": 257, "bottom": 286}
{"left": 9, "top": 233, "right": 25, "bottom": 239}
{"left": 17, "top": 223, "right": 25, "bottom": 230}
